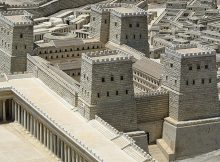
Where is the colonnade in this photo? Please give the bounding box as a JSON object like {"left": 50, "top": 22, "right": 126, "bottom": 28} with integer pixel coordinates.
{"left": 1, "top": 99, "right": 92, "bottom": 162}
{"left": 0, "top": 99, "right": 13, "bottom": 122}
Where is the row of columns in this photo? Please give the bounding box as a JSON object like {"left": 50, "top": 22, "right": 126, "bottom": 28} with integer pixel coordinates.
{"left": 0, "top": 99, "right": 13, "bottom": 122}
{"left": 12, "top": 100, "right": 89, "bottom": 162}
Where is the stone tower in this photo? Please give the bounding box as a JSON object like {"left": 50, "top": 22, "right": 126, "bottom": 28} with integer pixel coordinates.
{"left": 157, "top": 44, "right": 220, "bottom": 161}
{"left": 78, "top": 50, "right": 138, "bottom": 132}
{"left": 90, "top": 3, "right": 149, "bottom": 57}
{"left": 0, "top": 10, "right": 33, "bottom": 74}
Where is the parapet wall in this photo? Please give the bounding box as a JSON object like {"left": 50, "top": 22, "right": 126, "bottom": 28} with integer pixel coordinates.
{"left": 91, "top": 3, "right": 147, "bottom": 17}
{"left": 167, "top": 44, "right": 216, "bottom": 58}
{"left": 135, "top": 90, "right": 169, "bottom": 123}
{"left": 0, "top": 10, "right": 33, "bottom": 26}
{"left": 82, "top": 49, "right": 132, "bottom": 64}
{"left": 27, "top": 54, "right": 79, "bottom": 107}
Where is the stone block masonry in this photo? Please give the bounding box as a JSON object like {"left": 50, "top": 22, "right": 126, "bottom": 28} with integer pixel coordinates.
{"left": 158, "top": 44, "right": 220, "bottom": 161}
{"left": 79, "top": 50, "right": 138, "bottom": 132}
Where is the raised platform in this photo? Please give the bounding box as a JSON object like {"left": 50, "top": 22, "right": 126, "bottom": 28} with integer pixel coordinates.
{"left": 157, "top": 117, "right": 220, "bottom": 161}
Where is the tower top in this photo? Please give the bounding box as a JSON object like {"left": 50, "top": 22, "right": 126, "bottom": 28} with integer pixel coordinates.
{"left": 82, "top": 49, "right": 133, "bottom": 64}
{"left": 0, "top": 10, "right": 33, "bottom": 27}
{"left": 166, "top": 44, "right": 216, "bottom": 58}
{"left": 91, "top": 3, "right": 147, "bottom": 17}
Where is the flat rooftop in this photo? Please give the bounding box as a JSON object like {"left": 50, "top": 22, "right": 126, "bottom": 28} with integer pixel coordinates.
{"left": 176, "top": 47, "right": 207, "bottom": 54}
{"left": 5, "top": 15, "right": 31, "bottom": 23}
{"left": 5, "top": 0, "right": 44, "bottom": 5}
{"left": 112, "top": 7, "right": 139, "bottom": 14}
{"left": 0, "top": 77, "right": 143, "bottom": 162}
{"left": 0, "top": 123, "right": 57, "bottom": 162}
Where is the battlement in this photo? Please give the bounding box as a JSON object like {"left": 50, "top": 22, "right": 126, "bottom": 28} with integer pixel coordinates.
{"left": 135, "top": 90, "right": 168, "bottom": 98}
{"left": 82, "top": 49, "right": 132, "bottom": 64}
{"left": 0, "top": 10, "right": 33, "bottom": 27}
{"left": 91, "top": 3, "right": 147, "bottom": 17}
{"left": 166, "top": 44, "right": 216, "bottom": 58}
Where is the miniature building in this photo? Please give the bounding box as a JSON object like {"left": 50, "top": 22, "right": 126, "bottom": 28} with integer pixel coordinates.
{"left": 157, "top": 44, "right": 220, "bottom": 161}
{"left": 0, "top": 10, "right": 33, "bottom": 73}
{"left": 90, "top": 3, "right": 149, "bottom": 56}
{"left": 78, "top": 50, "right": 138, "bottom": 131}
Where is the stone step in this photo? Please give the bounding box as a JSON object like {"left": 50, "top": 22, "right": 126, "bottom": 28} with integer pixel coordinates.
{"left": 123, "top": 146, "right": 147, "bottom": 162}
{"left": 89, "top": 120, "right": 117, "bottom": 140}
{"left": 112, "top": 136, "right": 130, "bottom": 148}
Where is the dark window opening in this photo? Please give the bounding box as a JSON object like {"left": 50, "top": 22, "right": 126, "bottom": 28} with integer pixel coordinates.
{"left": 197, "top": 65, "right": 200, "bottom": 70}
{"left": 209, "top": 78, "right": 212, "bottom": 83}
{"left": 107, "top": 92, "right": 109, "bottom": 97}
{"left": 20, "top": 34, "right": 23, "bottom": 38}
{"left": 170, "top": 63, "right": 173, "bottom": 67}
{"left": 189, "top": 66, "right": 192, "bottom": 70}
{"left": 205, "top": 65, "right": 209, "bottom": 69}
{"left": 116, "top": 91, "right": 119, "bottom": 95}
{"left": 126, "top": 90, "right": 129, "bottom": 94}
{"left": 111, "top": 76, "right": 114, "bottom": 81}
{"left": 102, "top": 78, "right": 105, "bottom": 82}
{"left": 193, "top": 80, "right": 195, "bottom": 85}
{"left": 201, "top": 78, "right": 205, "bottom": 84}
{"left": 120, "top": 76, "right": 124, "bottom": 80}
{"left": 97, "top": 93, "right": 100, "bottom": 98}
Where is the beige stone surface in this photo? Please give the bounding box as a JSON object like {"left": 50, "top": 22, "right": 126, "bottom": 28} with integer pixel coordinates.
{"left": 1, "top": 77, "right": 137, "bottom": 162}
{"left": 0, "top": 123, "right": 58, "bottom": 162}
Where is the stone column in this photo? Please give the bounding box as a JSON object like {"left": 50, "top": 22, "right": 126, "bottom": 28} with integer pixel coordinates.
{"left": 18, "top": 105, "right": 21, "bottom": 124}
{"left": 57, "top": 138, "right": 60, "bottom": 158}
{"left": 24, "top": 110, "right": 26, "bottom": 129}
{"left": 53, "top": 135, "right": 57, "bottom": 154}
{"left": 71, "top": 150, "right": 75, "bottom": 162}
{"left": 3, "top": 100, "right": 6, "bottom": 122}
{"left": 21, "top": 109, "right": 24, "bottom": 126}
{"left": 39, "top": 123, "right": 42, "bottom": 143}
{"left": 30, "top": 115, "right": 32, "bottom": 133}
{"left": 43, "top": 126, "right": 47, "bottom": 146}
{"left": 68, "top": 147, "right": 71, "bottom": 162}
{"left": 12, "top": 100, "right": 15, "bottom": 121}
{"left": 36, "top": 120, "right": 39, "bottom": 139}
{"left": 64, "top": 143, "right": 67, "bottom": 162}
{"left": 27, "top": 113, "right": 30, "bottom": 131}
{"left": 50, "top": 132, "right": 53, "bottom": 151}
{"left": 47, "top": 129, "right": 50, "bottom": 149}
{"left": 14, "top": 102, "right": 17, "bottom": 122}
{"left": 61, "top": 141, "right": 64, "bottom": 161}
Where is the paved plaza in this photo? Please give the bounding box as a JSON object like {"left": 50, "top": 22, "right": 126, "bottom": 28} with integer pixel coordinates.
{"left": 0, "top": 123, "right": 58, "bottom": 162}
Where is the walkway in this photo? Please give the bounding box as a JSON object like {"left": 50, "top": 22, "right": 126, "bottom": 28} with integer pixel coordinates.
{"left": 0, "top": 123, "right": 58, "bottom": 162}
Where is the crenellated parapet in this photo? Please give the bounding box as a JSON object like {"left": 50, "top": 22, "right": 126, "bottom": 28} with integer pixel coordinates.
{"left": 166, "top": 44, "right": 216, "bottom": 58}
{"left": 91, "top": 3, "right": 147, "bottom": 17}
{"left": 82, "top": 49, "right": 133, "bottom": 64}
{"left": 0, "top": 10, "right": 33, "bottom": 27}
{"left": 135, "top": 90, "right": 168, "bottom": 98}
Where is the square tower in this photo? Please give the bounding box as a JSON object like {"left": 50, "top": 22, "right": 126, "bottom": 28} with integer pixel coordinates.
{"left": 158, "top": 44, "right": 220, "bottom": 161}
{"left": 0, "top": 11, "right": 33, "bottom": 74}
{"left": 90, "top": 3, "right": 149, "bottom": 57}
{"left": 78, "top": 50, "right": 137, "bottom": 131}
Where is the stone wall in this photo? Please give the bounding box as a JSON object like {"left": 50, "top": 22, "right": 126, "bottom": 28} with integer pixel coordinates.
{"left": 158, "top": 118, "right": 220, "bottom": 161}
{"left": 135, "top": 91, "right": 169, "bottom": 143}
{"left": 135, "top": 91, "right": 169, "bottom": 123}
{"left": 109, "top": 14, "right": 149, "bottom": 56}
{"left": 79, "top": 51, "right": 138, "bottom": 132}
{"left": 163, "top": 47, "right": 220, "bottom": 121}
{"left": 27, "top": 55, "right": 79, "bottom": 107}
{"left": 0, "top": 50, "right": 11, "bottom": 74}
